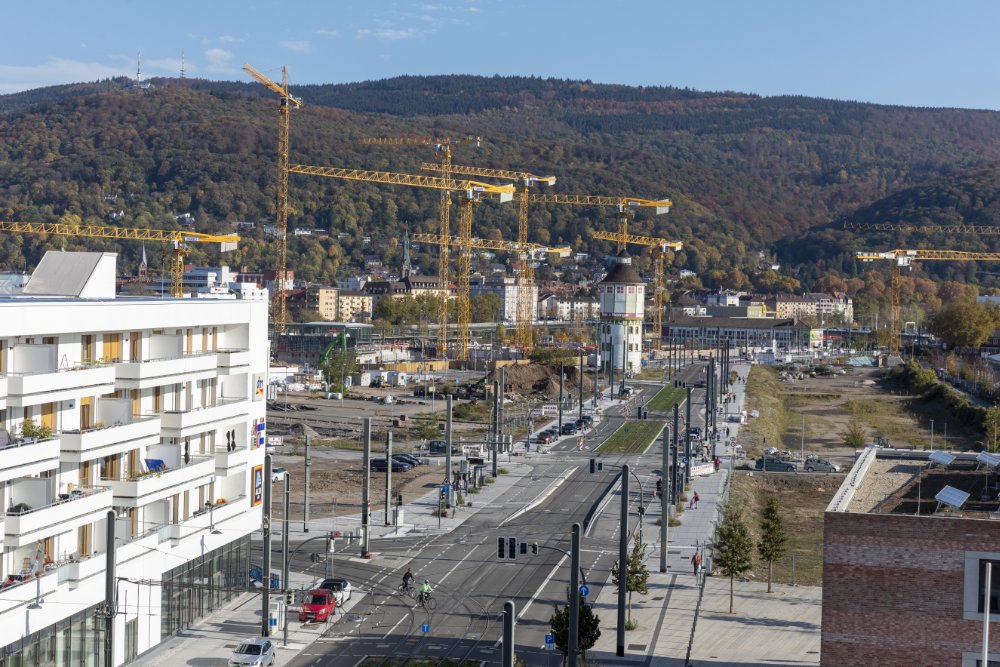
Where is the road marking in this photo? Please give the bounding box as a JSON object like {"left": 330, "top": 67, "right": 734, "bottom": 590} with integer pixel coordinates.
{"left": 516, "top": 552, "right": 568, "bottom": 622}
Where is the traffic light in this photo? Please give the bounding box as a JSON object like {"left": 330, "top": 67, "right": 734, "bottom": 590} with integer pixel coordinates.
{"left": 285, "top": 591, "right": 293, "bottom": 605}
{"left": 508, "top": 537, "right": 517, "bottom": 560}
{"left": 497, "top": 536, "right": 507, "bottom": 560}
{"left": 597, "top": 461, "right": 603, "bottom": 471}
{"left": 589, "top": 458, "right": 595, "bottom": 474}
{"left": 519, "top": 542, "right": 528, "bottom": 556}
{"left": 531, "top": 543, "right": 538, "bottom": 555}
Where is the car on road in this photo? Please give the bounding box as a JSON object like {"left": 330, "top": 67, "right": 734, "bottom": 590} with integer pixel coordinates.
{"left": 534, "top": 433, "right": 554, "bottom": 444}
{"left": 228, "top": 638, "right": 275, "bottom": 667}
{"left": 803, "top": 458, "right": 840, "bottom": 473}
{"left": 542, "top": 427, "right": 559, "bottom": 437}
{"left": 560, "top": 423, "right": 578, "bottom": 435}
{"left": 318, "top": 577, "right": 353, "bottom": 605}
{"left": 754, "top": 458, "right": 797, "bottom": 472}
{"left": 370, "top": 458, "right": 412, "bottom": 473}
{"left": 427, "top": 440, "right": 462, "bottom": 455}
{"left": 298, "top": 589, "right": 337, "bottom": 623}
{"left": 393, "top": 453, "right": 423, "bottom": 467}
{"left": 271, "top": 467, "right": 288, "bottom": 482}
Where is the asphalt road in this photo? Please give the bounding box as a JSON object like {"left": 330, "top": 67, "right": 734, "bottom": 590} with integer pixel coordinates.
{"left": 254, "top": 371, "right": 706, "bottom": 665}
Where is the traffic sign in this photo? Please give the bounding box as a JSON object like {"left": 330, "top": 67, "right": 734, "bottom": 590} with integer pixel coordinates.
{"left": 579, "top": 584, "right": 590, "bottom": 597}
{"left": 421, "top": 623, "right": 430, "bottom": 633}
{"left": 441, "top": 484, "right": 450, "bottom": 494}
{"left": 545, "top": 633, "right": 555, "bottom": 645}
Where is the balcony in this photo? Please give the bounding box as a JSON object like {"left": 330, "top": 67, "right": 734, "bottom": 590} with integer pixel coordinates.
{"left": 61, "top": 416, "right": 161, "bottom": 461}
{"left": 0, "top": 437, "right": 59, "bottom": 483}
{"left": 160, "top": 495, "right": 249, "bottom": 543}
{"left": 115, "top": 352, "right": 218, "bottom": 389}
{"left": 7, "top": 364, "right": 116, "bottom": 407}
{"left": 103, "top": 456, "right": 215, "bottom": 506}
{"left": 57, "top": 552, "right": 106, "bottom": 588}
{"left": 215, "top": 446, "right": 249, "bottom": 473}
{"left": 5, "top": 487, "right": 112, "bottom": 548}
{"left": 159, "top": 398, "right": 248, "bottom": 437}
{"left": 217, "top": 348, "right": 251, "bottom": 375}
{"left": 0, "top": 568, "right": 59, "bottom": 614}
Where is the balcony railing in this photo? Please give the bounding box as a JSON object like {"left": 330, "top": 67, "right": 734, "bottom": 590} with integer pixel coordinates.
{"left": 216, "top": 348, "right": 251, "bottom": 371}
{"left": 101, "top": 456, "right": 215, "bottom": 504}
{"left": 158, "top": 398, "right": 248, "bottom": 434}
{"left": 7, "top": 364, "right": 116, "bottom": 403}
{"left": 4, "top": 486, "right": 113, "bottom": 547}
{"left": 61, "top": 416, "right": 160, "bottom": 457}
{"left": 0, "top": 436, "right": 60, "bottom": 482}
{"left": 116, "top": 351, "right": 218, "bottom": 385}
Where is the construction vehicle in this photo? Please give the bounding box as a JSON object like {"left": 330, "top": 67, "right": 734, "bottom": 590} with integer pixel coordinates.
{"left": 0, "top": 221, "right": 238, "bottom": 297}
{"left": 243, "top": 63, "right": 303, "bottom": 334}
{"left": 592, "top": 230, "right": 682, "bottom": 350}
{"left": 422, "top": 163, "right": 555, "bottom": 352}
{"left": 287, "top": 164, "right": 514, "bottom": 360}
{"left": 363, "top": 136, "right": 480, "bottom": 356}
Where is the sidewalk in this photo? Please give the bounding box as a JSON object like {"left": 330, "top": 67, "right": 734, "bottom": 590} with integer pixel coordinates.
{"left": 132, "top": 457, "right": 543, "bottom": 666}
{"left": 586, "top": 362, "right": 822, "bottom": 666}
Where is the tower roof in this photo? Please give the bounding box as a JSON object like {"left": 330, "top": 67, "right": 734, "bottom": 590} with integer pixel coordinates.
{"left": 600, "top": 253, "right": 643, "bottom": 285}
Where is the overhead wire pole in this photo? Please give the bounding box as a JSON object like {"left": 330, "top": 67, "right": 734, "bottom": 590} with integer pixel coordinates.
{"left": 243, "top": 63, "right": 302, "bottom": 334}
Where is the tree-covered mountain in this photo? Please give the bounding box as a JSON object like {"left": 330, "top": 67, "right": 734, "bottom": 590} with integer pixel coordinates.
{"left": 3, "top": 73, "right": 1000, "bottom": 322}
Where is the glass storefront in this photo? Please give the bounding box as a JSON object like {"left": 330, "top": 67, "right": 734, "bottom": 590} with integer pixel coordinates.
{"left": 160, "top": 535, "right": 250, "bottom": 638}
{"left": 0, "top": 604, "right": 105, "bottom": 667}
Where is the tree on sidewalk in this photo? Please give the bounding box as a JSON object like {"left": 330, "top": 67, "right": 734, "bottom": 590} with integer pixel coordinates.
{"left": 713, "top": 504, "right": 754, "bottom": 613}
{"left": 549, "top": 593, "right": 601, "bottom": 665}
{"left": 757, "top": 494, "right": 787, "bottom": 594}
{"left": 611, "top": 539, "right": 649, "bottom": 624}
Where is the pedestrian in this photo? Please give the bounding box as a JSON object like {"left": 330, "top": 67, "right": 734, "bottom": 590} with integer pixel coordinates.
{"left": 713, "top": 457, "right": 721, "bottom": 472}
{"left": 691, "top": 491, "right": 700, "bottom": 509}
{"left": 691, "top": 550, "right": 703, "bottom": 577}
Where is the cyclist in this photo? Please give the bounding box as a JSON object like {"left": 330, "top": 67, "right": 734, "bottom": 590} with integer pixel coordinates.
{"left": 401, "top": 567, "right": 414, "bottom": 593}
{"left": 418, "top": 579, "right": 433, "bottom": 605}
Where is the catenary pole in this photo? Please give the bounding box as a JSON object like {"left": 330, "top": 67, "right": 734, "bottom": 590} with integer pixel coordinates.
{"left": 617, "top": 465, "right": 629, "bottom": 657}
{"left": 361, "top": 418, "right": 371, "bottom": 557}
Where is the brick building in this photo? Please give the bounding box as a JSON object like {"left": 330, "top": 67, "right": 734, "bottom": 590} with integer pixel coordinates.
{"left": 823, "top": 448, "right": 1000, "bottom": 666}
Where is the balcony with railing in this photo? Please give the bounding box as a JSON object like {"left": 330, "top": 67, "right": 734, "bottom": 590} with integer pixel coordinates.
{"left": 5, "top": 485, "right": 112, "bottom": 548}
{"left": 0, "top": 434, "right": 60, "bottom": 483}
{"left": 159, "top": 398, "right": 248, "bottom": 436}
{"left": 160, "top": 494, "right": 249, "bottom": 542}
{"left": 214, "top": 445, "right": 250, "bottom": 473}
{"left": 115, "top": 351, "right": 218, "bottom": 388}
{"left": 7, "top": 363, "right": 115, "bottom": 407}
{"left": 61, "top": 416, "right": 160, "bottom": 460}
{"left": 101, "top": 455, "right": 215, "bottom": 506}
{"left": 216, "top": 348, "right": 251, "bottom": 374}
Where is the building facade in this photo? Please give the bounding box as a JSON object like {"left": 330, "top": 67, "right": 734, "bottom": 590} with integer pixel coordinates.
{"left": 598, "top": 253, "right": 644, "bottom": 374}
{"left": 0, "top": 252, "right": 267, "bottom": 665}
{"left": 471, "top": 276, "right": 538, "bottom": 324}
{"left": 337, "top": 290, "right": 374, "bottom": 323}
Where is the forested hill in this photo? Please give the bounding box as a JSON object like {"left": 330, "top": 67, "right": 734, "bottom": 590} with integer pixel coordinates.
{"left": 3, "top": 73, "right": 1000, "bottom": 310}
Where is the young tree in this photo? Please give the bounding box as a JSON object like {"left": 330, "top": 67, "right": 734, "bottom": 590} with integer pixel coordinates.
{"left": 321, "top": 348, "right": 358, "bottom": 394}
{"left": 549, "top": 594, "right": 601, "bottom": 664}
{"left": 842, "top": 418, "right": 867, "bottom": 449}
{"left": 611, "top": 539, "right": 650, "bottom": 623}
{"left": 757, "top": 495, "right": 787, "bottom": 594}
{"left": 713, "top": 504, "right": 754, "bottom": 613}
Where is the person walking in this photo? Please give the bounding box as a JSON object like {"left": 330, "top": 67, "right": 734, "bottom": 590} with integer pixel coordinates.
{"left": 692, "top": 490, "right": 700, "bottom": 509}
{"left": 691, "top": 550, "right": 703, "bottom": 578}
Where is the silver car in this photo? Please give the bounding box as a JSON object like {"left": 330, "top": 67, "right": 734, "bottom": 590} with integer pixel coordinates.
{"left": 229, "top": 638, "right": 275, "bottom": 667}
{"left": 804, "top": 458, "right": 840, "bottom": 473}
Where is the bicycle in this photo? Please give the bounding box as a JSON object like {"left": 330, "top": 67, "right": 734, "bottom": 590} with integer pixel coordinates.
{"left": 397, "top": 581, "right": 415, "bottom": 599}
{"left": 416, "top": 592, "right": 436, "bottom": 610}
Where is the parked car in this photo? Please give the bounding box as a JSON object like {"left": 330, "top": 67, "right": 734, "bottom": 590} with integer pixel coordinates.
{"left": 370, "top": 458, "right": 412, "bottom": 473}
{"left": 543, "top": 428, "right": 559, "bottom": 438}
{"left": 318, "top": 577, "right": 353, "bottom": 605}
{"left": 561, "top": 423, "right": 578, "bottom": 435}
{"left": 581, "top": 415, "right": 594, "bottom": 426}
{"left": 271, "top": 467, "right": 288, "bottom": 482}
{"left": 228, "top": 638, "right": 275, "bottom": 667}
{"left": 803, "top": 458, "right": 840, "bottom": 473}
{"left": 298, "top": 589, "right": 337, "bottom": 622}
{"left": 393, "top": 453, "right": 422, "bottom": 467}
{"left": 427, "top": 440, "right": 462, "bottom": 455}
{"left": 754, "top": 458, "right": 797, "bottom": 472}
{"left": 535, "top": 433, "right": 554, "bottom": 444}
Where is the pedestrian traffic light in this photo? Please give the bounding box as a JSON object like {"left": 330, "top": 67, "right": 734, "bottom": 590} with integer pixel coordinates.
{"left": 531, "top": 543, "right": 538, "bottom": 555}
{"left": 508, "top": 537, "right": 517, "bottom": 560}
{"left": 497, "top": 536, "right": 506, "bottom": 560}
{"left": 597, "top": 461, "right": 604, "bottom": 471}
{"left": 519, "top": 542, "right": 528, "bottom": 556}
{"left": 589, "top": 458, "right": 595, "bottom": 473}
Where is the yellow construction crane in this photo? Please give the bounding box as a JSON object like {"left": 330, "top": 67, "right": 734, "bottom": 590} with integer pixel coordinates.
{"left": 846, "top": 221, "right": 1000, "bottom": 235}
{"left": 243, "top": 63, "right": 303, "bottom": 335}
{"left": 288, "top": 163, "right": 514, "bottom": 360}
{"left": 421, "top": 162, "right": 556, "bottom": 352}
{"left": 0, "top": 221, "right": 238, "bottom": 297}
{"left": 856, "top": 248, "right": 1000, "bottom": 356}
{"left": 593, "top": 230, "right": 683, "bottom": 351}
{"left": 362, "top": 136, "right": 480, "bottom": 355}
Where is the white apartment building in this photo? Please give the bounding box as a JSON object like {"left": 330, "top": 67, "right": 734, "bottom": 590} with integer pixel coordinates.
{"left": 0, "top": 252, "right": 267, "bottom": 665}
{"left": 470, "top": 276, "right": 538, "bottom": 324}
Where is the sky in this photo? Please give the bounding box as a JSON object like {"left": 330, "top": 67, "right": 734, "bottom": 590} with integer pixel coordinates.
{"left": 3, "top": 0, "right": 1000, "bottom": 110}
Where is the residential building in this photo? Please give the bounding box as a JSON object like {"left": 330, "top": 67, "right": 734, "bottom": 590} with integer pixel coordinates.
{"left": 0, "top": 251, "right": 267, "bottom": 665}
{"left": 537, "top": 293, "right": 599, "bottom": 322}
{"left": 766, "top": 292, "right": 854, "bottom": 323}
{"left": 822, "top": 448, "right": 1000, "bottom": 667}
{"left": 471, "top": 276, "right": 538, "bottom": 324}
{"left": 306, "top": 286, "right": 339, "bottom": 321}
{"left": 599, "top": 252, "right": 644, "bottom": 374}
{"left": 337, "top": 290, "right": 374, "bottom": 323}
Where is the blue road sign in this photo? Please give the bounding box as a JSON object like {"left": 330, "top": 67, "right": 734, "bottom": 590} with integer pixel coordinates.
{"left": 441, "top": 484, "right": 449, "bottom": 494}
{"left": 421, "top": 623, "right": 430, "bottom": 633}
{"left": 545, "top": 633, "right": 555, "bottom": 645}
{"left": 580, "top": 584, "right": 590, "bottom": 597}
{"left": 269, "top": 617, "right": 277, "bottom": 626}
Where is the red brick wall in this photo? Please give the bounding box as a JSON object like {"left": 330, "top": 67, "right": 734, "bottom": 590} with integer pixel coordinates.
{"left": 822, "top": 511, "right": 1000, "bottom": 666}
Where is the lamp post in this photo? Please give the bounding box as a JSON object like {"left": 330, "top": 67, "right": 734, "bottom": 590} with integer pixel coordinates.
{"left": 930, "top": 419, "right": 935, "bottom": 450}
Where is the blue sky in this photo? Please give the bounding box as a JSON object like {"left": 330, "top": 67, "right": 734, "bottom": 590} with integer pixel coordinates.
{"left": 3, "top": 0, "right": 999, "bottom": 109}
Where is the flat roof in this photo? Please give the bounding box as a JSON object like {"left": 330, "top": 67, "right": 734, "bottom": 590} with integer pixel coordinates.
{"left": 828, "top": 448, "right": 1000, "bottom": 517}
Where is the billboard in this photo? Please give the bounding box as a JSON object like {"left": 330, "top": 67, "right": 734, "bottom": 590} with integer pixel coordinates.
{"left": 251, "top": 464, "right": 264, "bottom": 507}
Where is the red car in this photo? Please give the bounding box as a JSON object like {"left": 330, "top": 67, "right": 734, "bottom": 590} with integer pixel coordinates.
{"left": 299, "top": 589, "right": 336, "bottom": 622}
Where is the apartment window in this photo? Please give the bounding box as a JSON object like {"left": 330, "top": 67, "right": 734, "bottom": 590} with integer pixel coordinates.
{"left": 129, "top": 331, "right": 141, "bottom": 361}
{"left": 81, "top": 334, "right": 94, "bottom": 364}
{"left": 201, "top": 327, "right": 208, "bottom": 352}
{"left": 80, "top": 396, "right": 93, "bottom": 430}
{"left": 78, "top": 523, "right": 91, "bottom": 557}
{"left": 42, "top": 336, "right": 56, "bottom": 346}
{"left": 153, "top": 385, "right": 162, "bottom": 412}
{"left": 964, "top": 551, "right": 1000, "bottom": 620}
{"left": 185, "top": 329, "right": 193, "bottom": 354}
{"left": 131, "top": 389, "right": 140, "bottom": 417}
{"left": 102, "top": 333, "right": 122, "bottom": 362}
